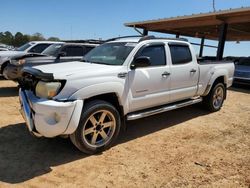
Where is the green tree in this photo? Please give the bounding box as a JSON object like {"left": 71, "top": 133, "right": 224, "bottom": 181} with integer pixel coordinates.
{"left": 47, "top": 37, "right": 60, "bottom": 41}
{"left": 14, "top": 32, "right": 24, "bottom": 46}
{"left": 30, "top": 32, "right": 45, "bottom": 41}
{"left": 0, "top": 31, "right": 14, "bottom": 45}
{"left": 0, "top": 31, "right": 61, "bottom": 47}
{"left": 22, "top": 34, "right": 30, "bottom": 44}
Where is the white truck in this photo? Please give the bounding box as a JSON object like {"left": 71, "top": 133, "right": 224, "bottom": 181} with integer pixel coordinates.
{"left": 19, "top": 36, "right": 234, "bottom": 154}
{"left": 0, "top": 41, "right": 64, "bottom": 74}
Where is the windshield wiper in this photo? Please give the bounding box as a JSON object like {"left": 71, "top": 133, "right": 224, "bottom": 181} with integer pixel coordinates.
{"left": 90, "top": 61, "right": 111, "bottom": 65}
{"left": 80, "top": 58, "right": 111, "bottom": 65}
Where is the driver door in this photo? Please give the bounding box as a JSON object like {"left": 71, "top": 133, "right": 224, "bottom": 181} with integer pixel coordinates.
{"left": 128, "top": 43, "right": 171, "bottom": 112}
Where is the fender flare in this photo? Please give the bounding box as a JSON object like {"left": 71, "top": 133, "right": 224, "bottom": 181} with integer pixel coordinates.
{"left": 203, "top": 70, "right": 228, "bottom": 96}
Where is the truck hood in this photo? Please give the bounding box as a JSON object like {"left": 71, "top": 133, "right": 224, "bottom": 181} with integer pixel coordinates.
{"left": 32, "top": 61, "right": 123, "bottom": 79}
{"left": 11, "top": 53, "right": 48, "bottom": 60}
{"left": 0, "top": 51, "right": 26, "bottom": 58}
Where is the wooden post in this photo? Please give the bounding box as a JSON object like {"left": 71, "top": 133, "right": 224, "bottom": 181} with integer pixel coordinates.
{"left": 143, "top": 29, "right": 148, "bottom": 36}
{"left": 199, "top": 37, "right": 205, "bottom": 57}
{"left": 216, "top": 23, "right": 228, "bottom": 60}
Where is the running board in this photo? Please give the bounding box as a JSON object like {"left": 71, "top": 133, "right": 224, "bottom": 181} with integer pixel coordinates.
{"left": 127, "top": 98, "right": 202, "bottom": 121}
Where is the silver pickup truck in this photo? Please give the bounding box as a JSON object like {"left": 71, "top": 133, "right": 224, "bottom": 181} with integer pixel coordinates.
{"left": 19, "top": 36, "right": 235, "bottom": 154}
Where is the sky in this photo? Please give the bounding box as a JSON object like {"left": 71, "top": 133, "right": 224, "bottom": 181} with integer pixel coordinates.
{"left": 1, "top": 0, "right": 250, "bottom": 56}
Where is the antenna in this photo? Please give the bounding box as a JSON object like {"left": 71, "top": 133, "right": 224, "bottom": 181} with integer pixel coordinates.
{"left": 213, "top": 0, "right": 216, "bottom": 12}
{"left": 70, "top": 25, "right": 72, "bottom": 40}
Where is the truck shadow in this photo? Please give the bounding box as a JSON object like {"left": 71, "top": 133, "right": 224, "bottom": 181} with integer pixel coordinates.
{"left": 0, "top": 105, "right": 209, "bottom": 184}
{"left": 229, "top": 84, "right": 250, "bottom": 94}
{"left": 120, "top": 105, "right": 208, "bottom": 143}
{"left": 0, "top": 86, "right": 18, "bottom": 97}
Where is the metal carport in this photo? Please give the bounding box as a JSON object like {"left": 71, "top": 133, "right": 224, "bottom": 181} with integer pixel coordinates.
{"left": 125, "top": 7, "right": 250, "bottom": 60}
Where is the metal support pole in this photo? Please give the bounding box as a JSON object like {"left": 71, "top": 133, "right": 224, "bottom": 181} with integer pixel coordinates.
{"left": 143, "top": 29, "right": 148, "bottom": 36}
{"left": 216, "top": 23, "right": 228, "bottom": 60}
{"left": 199, "top": 37, "right": 205, "bottom": 57}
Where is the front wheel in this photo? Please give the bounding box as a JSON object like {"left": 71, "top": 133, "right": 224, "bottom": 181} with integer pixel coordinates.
{"left": 70, "top": 100, "right": 121, "bottom": 154}
{"left": 203, "top": 83, "right": 226, "bottom": 112}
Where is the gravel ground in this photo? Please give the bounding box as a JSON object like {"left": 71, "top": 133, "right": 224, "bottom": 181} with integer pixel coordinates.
{"left": 0, "top": 79, "right": 249, "bottom": 188}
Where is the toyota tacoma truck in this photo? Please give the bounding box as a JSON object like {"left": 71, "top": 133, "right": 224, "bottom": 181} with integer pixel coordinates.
{"left": 19, "top": 36, "right": 235, "bottom": 154}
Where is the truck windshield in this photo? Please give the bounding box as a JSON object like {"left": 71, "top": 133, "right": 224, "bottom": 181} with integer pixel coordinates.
{"left": 84, "top": 42, "right": 136, "bottom": 65}
{"left": 42, "top": 44, "right": 63, "bottom": 56}
{"left": 17, "top": 43, "right": 32, "bottom": 51}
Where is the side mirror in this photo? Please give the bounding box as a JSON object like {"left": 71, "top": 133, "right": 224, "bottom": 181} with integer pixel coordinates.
{"left": 57, "top": 51, "right": 66, "bottom": 59}
{"left": 131, "top": 56, "right": 150, "bottom": 69}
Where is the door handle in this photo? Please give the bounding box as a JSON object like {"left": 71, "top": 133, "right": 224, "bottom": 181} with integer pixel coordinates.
{"left": 162, "top": 71, "right": 171, "bottom": 77}
{"left": 190, "top": 69, "right": 197, "bottom": 73}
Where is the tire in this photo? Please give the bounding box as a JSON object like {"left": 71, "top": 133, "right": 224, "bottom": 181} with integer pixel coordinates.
{"left": 0, "top": 62, "right": 8, "bottom": 79}
{"left": 70, "top": 100, "right": 121, "bottom": 154}
{"left": 2, "top": 65, "right": 9, "bottom": 80}
{"left": 203, "top": 83, "right": 226, "bottom": 112}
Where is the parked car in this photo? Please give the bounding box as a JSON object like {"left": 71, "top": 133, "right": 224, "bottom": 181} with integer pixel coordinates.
{"left": 0, "top": 47, "right": 9, "bottom": 51}
{"left": 19, "top": 36, "right": 234, "bottom": 154}
{"left": 0, "top": 44, "right": 10, "bottom": 51}
{"left": 233, "top": 57, "right": 250, "bottom": 85}
{"left": 3, "top": 43, "right": 98, "bottom": 80}
{"left": 0, "top": 41, "right": 64, "bottom": 75}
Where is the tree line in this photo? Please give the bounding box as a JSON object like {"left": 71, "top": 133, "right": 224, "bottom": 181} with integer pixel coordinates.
{"left": 0, "top": 31, "right": 60, "bottom": 47}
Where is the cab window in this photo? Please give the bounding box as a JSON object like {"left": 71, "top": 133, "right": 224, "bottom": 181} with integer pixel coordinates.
{"left": 169, "top": 45, "right": 192, "bottom": 65}
{"left": 137, "top": 45, "right": 166, "bottom": 66}
{"left": 61, "top": 46, "right": 84, "bottom": 56}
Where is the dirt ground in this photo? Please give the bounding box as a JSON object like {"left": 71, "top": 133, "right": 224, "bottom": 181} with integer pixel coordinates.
{"left": 0, "top": 79, "right": 249, "bottom": 188}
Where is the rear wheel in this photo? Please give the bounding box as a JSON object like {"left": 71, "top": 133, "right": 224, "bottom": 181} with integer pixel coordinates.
{"left": 203, "top": 83, "right": 226, "bottom": 112}
{"left": 70, "top": 100, "right": 121, "bottom": 154}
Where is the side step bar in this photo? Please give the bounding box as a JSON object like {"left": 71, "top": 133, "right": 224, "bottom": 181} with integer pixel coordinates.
{"left": 127, "top": 98, "right": 202, "bottom": 121}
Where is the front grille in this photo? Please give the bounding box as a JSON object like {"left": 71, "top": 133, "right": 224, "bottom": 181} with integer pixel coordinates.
{"left": 19, "top": 73, "right": 38, "bottom": 92}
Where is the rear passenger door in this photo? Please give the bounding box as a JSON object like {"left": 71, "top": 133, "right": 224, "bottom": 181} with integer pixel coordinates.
{"left": 128, "top": 43, "right": 171, "bottom": 112}
{"left": 168, "top": 43, "right": 199, "bottom": 102}
{"left": 60, "top": 46, "right": 85, "bottom": 62}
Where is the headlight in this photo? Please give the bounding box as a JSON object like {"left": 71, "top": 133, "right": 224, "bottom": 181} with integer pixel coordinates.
{"left": 11, "top": 59, "right": 26, "bottom": 65}
{"left": 35, "top": 81, "right": 62, "bottom": 99}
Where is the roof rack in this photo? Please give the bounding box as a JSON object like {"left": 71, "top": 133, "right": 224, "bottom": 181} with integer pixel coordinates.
{"left": 105, "top": 35, "right": 143, "bottom": 42}
{"left": 106, "top": 35, "right": 189, "bottom": 43}
{"left": 139, "top": 35, "right": 189, "bottom": 42}
{"left": 63, "top": 39, "right": 105, "bottom": 44}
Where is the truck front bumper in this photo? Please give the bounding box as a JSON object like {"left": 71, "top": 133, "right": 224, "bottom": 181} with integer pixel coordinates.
{"left": 19, "top": 89, "right": 83, "bottom": 138}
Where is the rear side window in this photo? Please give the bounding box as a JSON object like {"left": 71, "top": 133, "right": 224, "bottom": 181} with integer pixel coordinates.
{"left": 62, "top": 46, "right": 84, "bottom": 56}
{"left": 138, "top": 45, "right": 166, "bottom": 66}
{"left": 84, "top": 46, "right": 95, "bottom": 54}
{"left": 29, "top": 44, "right": 51, "bottom": 53}
{"left": 169, "top": 45, "right": 192, "bottom": 65}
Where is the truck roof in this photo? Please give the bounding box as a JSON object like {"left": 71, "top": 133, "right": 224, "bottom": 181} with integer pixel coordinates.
{"left": 107, "top": 35, "right": 189, "bottom": 44}
{"left": 28, "top": 41, "right": 64, "bottom": 44}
